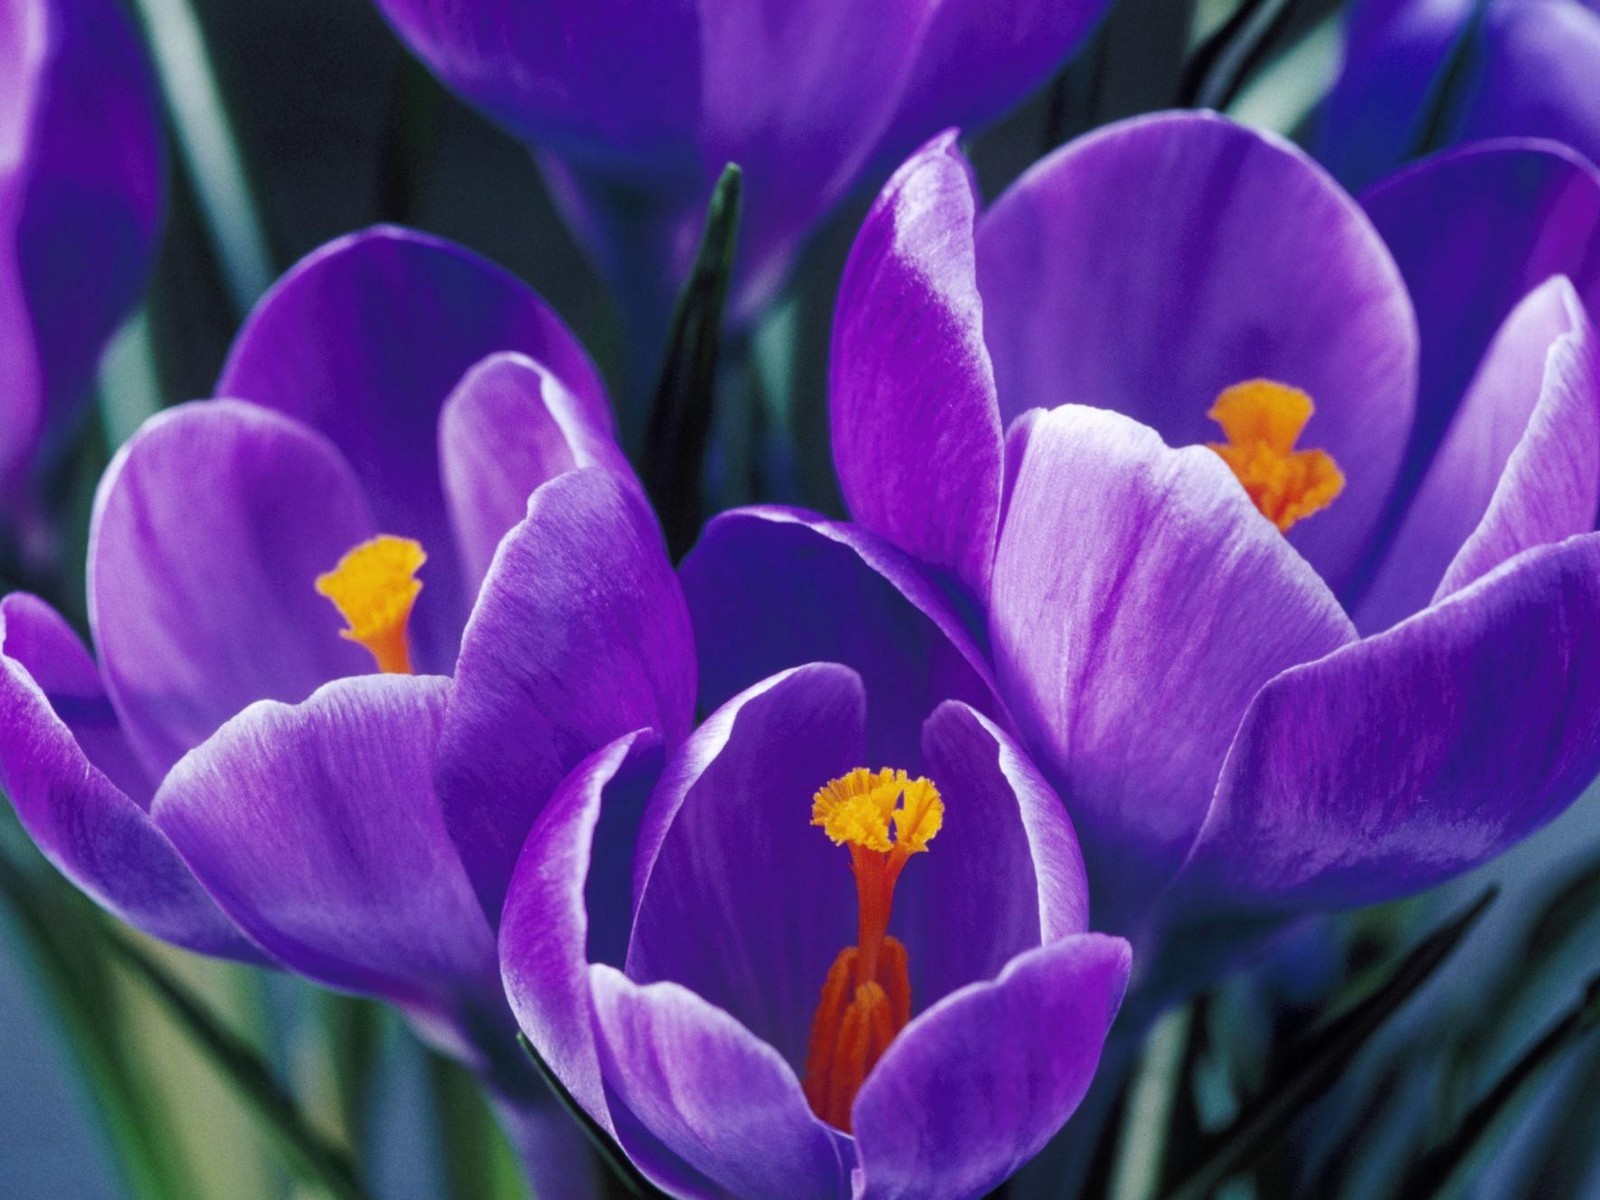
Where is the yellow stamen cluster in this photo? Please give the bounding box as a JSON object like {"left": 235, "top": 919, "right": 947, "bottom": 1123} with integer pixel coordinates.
{"left": 1207, "top": 379, "right": 1345, "bottom": 533}
{"left": 812, "top": 768, "right": 943, "bottom": 855}
{"left": 314, "top": 535, "right": 425, "bottom": 674}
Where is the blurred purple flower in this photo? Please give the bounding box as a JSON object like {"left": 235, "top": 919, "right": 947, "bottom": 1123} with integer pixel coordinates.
{"left": 1, "top": 0, "right": 163, "bottom": 512}
{"left": 365, "top": 0, "right": 1112, "bottom": 323}
{"left": 1322, "top": 0, "right": 1600, "bottom": 189}
{"left": 682, "top": 113, "right": 1600, "bottom": 984}
{"left": 0, "top": 228, "right": 695, "bottom": 1125}
{"left": 499, "top": 663, "right": 1130, "bottom": 1199}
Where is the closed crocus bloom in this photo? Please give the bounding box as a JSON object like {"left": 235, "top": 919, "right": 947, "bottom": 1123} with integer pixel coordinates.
{"left": 499, "top": 662, "right": 1130, "bottom": 1199}
{"left": 681, "top": 114, "right": 1600, "bottom": 1003}
{"left": 1322, "top": 0, "right": 1600, "bottom": 189}
{"left": 365, "top": 0, "right": 1111, "bottom": 323}
{"left": 1, "top": 0, "right": 162, "bottom": 514}
{"left": 0, "top": 227, "right": 696, "bottom": 1181}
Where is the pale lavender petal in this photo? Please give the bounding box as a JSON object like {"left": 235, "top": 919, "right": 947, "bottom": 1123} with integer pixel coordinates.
{"left": 590, "top": 966, "right": 851, "bottom": 1200}
{"left": 990, "top": 406, "right": 1356, "bottom": 932}
{"left": 154, "top": 674, "right": 502, "bottom": 1034}
{"left": 852, "top": 934, "right": 1131, "bottom": 1200}
{"left": 439, "top": 351, "right": 631, "bottom": 595}
{"left": 0, "top": 595, "right": 256, "bottom": 959}
{"left": 89, "top": 401, "right": 376, "bottom": 779}
{"left": 1179, "top": 533, "right": 1600, "bottom": 914}
{"left": 977, "top": 111, "right": 1419, "bottom": 589}
{"left": 437, "top": 467, "right": 694, "bottom": 924}
{"left": 830, "top": 132, "right": 1002, "bottom": 596}
{"left": 1356, "top": 276, "right": 1600, "bottom": 631}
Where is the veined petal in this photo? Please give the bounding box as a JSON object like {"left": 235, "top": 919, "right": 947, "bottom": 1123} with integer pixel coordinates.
{"left": 437, "top": 467, "right": 694, "bottom": 925}
{"left": 1178, "top": 534, "right": 1600, "bottom": 914}
{"left": 977, "top": 111, "right": 1418, "bottom": 590}
{"left": 0, "top": 594, "right": 257, "bottom": 960}
{"left": 990, "top": 406, "right": 1356, "bottom": 933}
{"left": 831, "top": 132, "right": 1002, "bottom": 597}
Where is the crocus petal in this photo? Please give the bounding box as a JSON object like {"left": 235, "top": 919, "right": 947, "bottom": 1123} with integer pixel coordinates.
{"left": 679, "top": 507, "right": 1001, "bottom": 767}
{"left": 1179, "top": 533, "right": 1600, "bottom": 915}
{"left": 831, "top": 132, "right": 1002, "bottom": 596}
{"left": 893, "top": 702, "right": 1089, "bottom": 1007}
{"left": 990, "top": 406, "right": 1356, "bottom": 933}
{"left": 439, "top": 351, "right": 631, "bottom": 594}
{"left": 437, "top": 467, "right": 695, "bottom": 924}
{"left": 1359, "top": 139, "right": 1600, "bottom": 524}
{"left": 1356, "top": 277, "right": 1600, "bottom": 631}
{"left": 852, "top": 933, "right": 1131, "bottom": 1200}
{"left": 590, "top": 966, "right": 851, "bottom": 1200}
{"left": 2, "top": 0, "right": 163, "bottom": 485}
{"left": 216, "top": 227, "right": 612, "bottom": 665}
{"left": 976, "top": 111, "right": 1419, "bottom": 588}
{"left": 90, "top": 401, "right": 377, "bottom": 779}
{"left": 501, "top": 729, "right": 663, "bottom": 1135}
{"left": 626, "top": 664, "right": 865, "bottom": 1073}
{"left": 0, "top": 595, "right": 256, "bottom": 960}
{"left": 154, "top": 674, "right": 501, "bottom": 1037}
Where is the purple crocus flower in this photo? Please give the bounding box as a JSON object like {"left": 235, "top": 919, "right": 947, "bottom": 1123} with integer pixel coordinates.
{"left": 1322, "top": 0, "right": 1600, "bottom": 189}
{"left": 364, "top": 0, "right": 1112, "bottom": 322}
{"left": 681, "top": 113, "right": 1600, "bottom": 996}
{"left": 0, "top": 227, "right": 695, "bottom": 1174}
{"left": 1, "top": 0, "right": 163, "bottom": 515}
{"left": 497, "top": 662, "right": 1130, "bottom": 1199}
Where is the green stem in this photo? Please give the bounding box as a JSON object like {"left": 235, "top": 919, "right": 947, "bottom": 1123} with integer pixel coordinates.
{"left": 1109, "top": 1007, "right": 1194, "bottom": 1200}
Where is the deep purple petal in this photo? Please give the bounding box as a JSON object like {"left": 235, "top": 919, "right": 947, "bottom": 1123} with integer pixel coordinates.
{"left": 439, "top": 351, "right": 631, "bottom": 595}
{"left": 990, "top": 406, "right": 1356, "bottom": 932}
{"left": 153, "top": 674, "right": 501, "bottom": 1037}
{"left": 89, "top": 401, "right": 377, "bottom": 779}
{"left": 977, "top": 111, "right": 1419, "bottom": 589}
{"left": 852, "top": 934, "right": 1131, "bottom": 1200}
{"left": 437, "top": 467, "right": 695, "bottom": 924}
{"left": 216, "top": 227, "right": 611, "bottom": 664}
{"left": 893, "top": 702, "right": 1088, "bottom": 1008}
{"left": 1179, "top": 533, "right": 1600, "bottom": 914}
{"left": 1358, "top": 140, "right": 1600, "bottom": 578}
{"left": 831, "top": 132, "right": 1002, "bottom": 596}
{"left": 590, "top": 966, "right": 851, "bottom": 1200}
{"left": 3, "top": 0, "right": 163, "bottom": 486}
{"left": 626, "top": 664, "right": 865, "bottom": 1074}
{"left": 679, "top": 507, "right": 1002, "bottom": 767}
{"left": 500, "top": 729, "right": 663, "bottom": 1136}
{"left": 1356, "top": 277, "right": 1600, "bottom": 631}
{"left": 0, "top": 594, "right": 256, "bottom": 959}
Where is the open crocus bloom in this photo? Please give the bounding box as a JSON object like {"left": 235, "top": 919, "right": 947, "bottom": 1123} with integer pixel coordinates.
{"left": 681, "top": 112, "right": 1600, "bottom": 995}
{"left": 1322, "top": 0, "right": 1600, "bottom": 189}
{"left": 0, "top": 227, "right": 696, "bottom": 1110}
{"left": 366, "top": 0, "right": 1111, "bottom": 321}
{"left": 501, "top": 662, "right": 1130, "bottom": 1200}
{"left": 1, "top": 0, "right": 163, "bottom": 510}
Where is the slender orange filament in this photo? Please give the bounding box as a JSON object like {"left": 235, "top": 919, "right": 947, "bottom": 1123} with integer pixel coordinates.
{"left": 314, "top": 535, "right": 425, "bottom": 674}
{"left": 1207, "top": 379, "right": 1344, "bottom": 533}
{"left": 802, "top": 769, "right": 940, "bottom": 1131}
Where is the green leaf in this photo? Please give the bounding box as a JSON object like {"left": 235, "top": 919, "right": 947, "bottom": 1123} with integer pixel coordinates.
{"left": 1161, "top": 888, "right": 1498, "bottom": 1200}
{"left": 1399, "top": 974, "right": 1600, "bottom": 1199}
{"left": 640, "top": 163, "right": 743, "bottom": 561}
{"left": 428, "top": 1051, "right": 532, "bottom": 1200}
{"left": 517, "top": 1032, "right": 667, "bottom": 1198}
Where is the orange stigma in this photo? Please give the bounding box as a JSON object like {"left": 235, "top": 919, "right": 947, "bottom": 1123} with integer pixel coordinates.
{"left": 314, "top": 535, "right": 425, "bottom": 674}
{"left": 802, "top": 768, "right": 942, "bottom": 1131}
{"left": 1206, "top": 379, "right": 1344, "bottom": 533}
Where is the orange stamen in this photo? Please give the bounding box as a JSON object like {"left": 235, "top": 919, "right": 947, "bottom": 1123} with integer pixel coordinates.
{"left": 803, "top": 770, "right": 941, "bottom": 1130}
{"left": 1207, "top": 379, "right": 1345, "bottom": 533}
{"left": 314, "top": 535, "right": 425, "bottom": 674}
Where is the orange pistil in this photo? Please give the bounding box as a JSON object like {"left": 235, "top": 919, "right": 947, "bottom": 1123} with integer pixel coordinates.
{"left": 314, "top": 535, "right": 425, "bottom": 674}
{"left": 1207, "top": 379, "right": 1345, "bottom": 533}
{"left": 802, "top": 769, "right": 941, "bottom": 1131}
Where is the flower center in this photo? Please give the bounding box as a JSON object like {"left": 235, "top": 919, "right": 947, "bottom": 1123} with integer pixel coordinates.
{"left": 1206, "top": 379, "right": 1344, "bottom": 533}
{"left": 802, "top": 767, "right": 943, "bottom": 1132}
{"left": 314, "top": 535, "right": 425, "bottom": 674}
